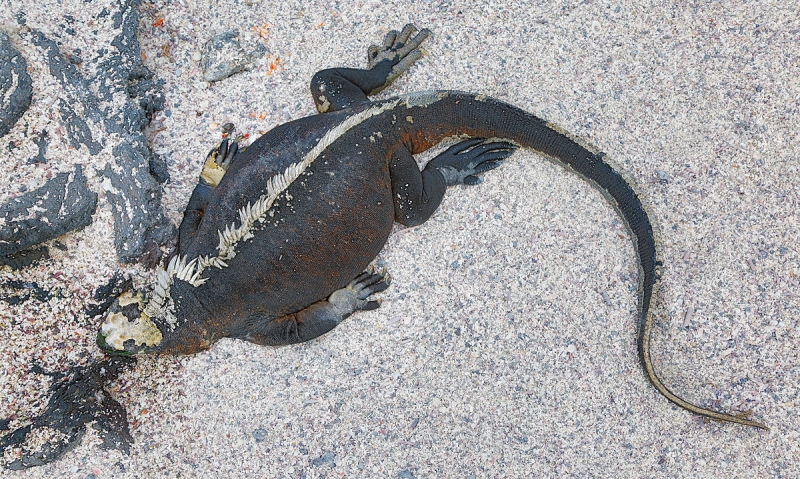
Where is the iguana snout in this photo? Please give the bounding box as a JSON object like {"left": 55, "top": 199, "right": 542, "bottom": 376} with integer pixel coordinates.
{"left": 96, "top": 290, "right": 163, "bottom": 356}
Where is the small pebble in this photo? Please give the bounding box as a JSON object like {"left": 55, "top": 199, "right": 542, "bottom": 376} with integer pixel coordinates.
{"left": 312, "top": 451, "right": 336, "bottom": 467}
{"left": 252, "top": 428, "right": 267, "bottom": 442}
{"left": 567, "top": 344, "right": 576, "bottom": 354}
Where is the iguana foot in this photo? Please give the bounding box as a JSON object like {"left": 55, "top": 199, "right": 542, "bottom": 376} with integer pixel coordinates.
{"left": 309, "top": 24, "right": 431, "bottom": 112}
{"left": 200, "top": 134, "right": 239, "bottom": 187}
{"left": 235, "top": 267, "right": 392, "bottom": 347}
{"left": 0, "top": 357, "right": 135, "bottom": 470}
{"left": 329, "top": 266, "right": 391, "bottom": 314}
{"left": 366, "top": 24, "right": 432, "bottom": 95}
{"left": 179, "top": 129, "right": 242, "bottom": 252}
{"left": 428, "top": 138, "right": 518, "bottom": 186}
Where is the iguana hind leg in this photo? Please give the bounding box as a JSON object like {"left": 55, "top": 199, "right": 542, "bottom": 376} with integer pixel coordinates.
{"left": 310, "top": 24, "right": 431, "bottom": 113}
{"left": 427, "top": 138, "right": 517, "bottom": 186}
{"left": 238, "top": 268, "right": 390, "bottom": 346}
{"left": 178, "top": 136, "right": 239, "bottom": 252}
{"left": 391, "top": 139, "right": 517, "bottom": 226}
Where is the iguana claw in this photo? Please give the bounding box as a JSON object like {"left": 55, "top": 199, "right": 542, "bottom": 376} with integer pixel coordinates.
{"left": 328, "top": 268, "right": 391, "bottom": 314}
{"left": 429, "top": 138, "right": 518, "bottom": 186}
{"left": 367, "top": 24, "right": 432, "bottom": 95}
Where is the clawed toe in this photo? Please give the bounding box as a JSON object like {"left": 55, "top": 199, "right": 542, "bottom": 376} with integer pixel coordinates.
{"left": 428, "top": 138, "right": 518, "bottom": 186}
{"left": 346, "top": 266, "right": 391, "bottom": 311}
{"left": 368, "top": 24, "right": 431, "bottom": 66}
{"left": 327, "top": 267, "right": 392, "bottom": 315}
{"left": 217, "top": 138, "right": 239, "bottom": 170}
{"left": 366, "top": 24, "right": 432, "bottom": 94}
{"left": 349, "top": 267, "right": 391, "bottom": 296}
{"left": 201, "top": 130, "right": 241, "bottom": 187}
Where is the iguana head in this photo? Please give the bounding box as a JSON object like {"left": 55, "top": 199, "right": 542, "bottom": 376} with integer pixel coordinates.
{"left": 96, "top": 290, "right": 163, "bottom": 356}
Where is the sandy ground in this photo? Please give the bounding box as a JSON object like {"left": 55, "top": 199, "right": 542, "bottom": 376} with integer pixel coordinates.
{"left": 1, "top": 1, "right": 798, "bottom": 477}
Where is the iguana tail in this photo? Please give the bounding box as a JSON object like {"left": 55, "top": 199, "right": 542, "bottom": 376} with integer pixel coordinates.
{"left": 399, "top": 90, "right": 767, "bottom": 430}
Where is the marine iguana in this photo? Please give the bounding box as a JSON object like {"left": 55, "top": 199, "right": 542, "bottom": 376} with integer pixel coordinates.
{"left": 0, "top": 23, "right": 766, "bottom": 469}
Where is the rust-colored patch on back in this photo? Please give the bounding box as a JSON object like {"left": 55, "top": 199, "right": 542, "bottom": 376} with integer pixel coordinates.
{"left": 400, "top": 128, "right": 440, "bottom": 154}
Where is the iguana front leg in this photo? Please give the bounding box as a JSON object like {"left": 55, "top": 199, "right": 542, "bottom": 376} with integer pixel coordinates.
{"left": 310, "top": 24, "right": 431, "bottom": 113}
{"left": 177, "top": 136, "right": 239, "bottom": 252}
{"left": 199, "top": 134, "right": 239, "bottom": 188}
{"left": 238, "top": 268, "right": 390, "bottom": 346}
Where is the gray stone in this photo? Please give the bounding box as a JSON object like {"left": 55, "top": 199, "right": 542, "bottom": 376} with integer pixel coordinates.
{"left": 252, "top": 428, "right": 268, "bottom": 442}
{"left": 0, "top": 32, "right": 32, "bottom": 137}
{"left": 0, "top": 165, "right": 97, "bottom": 257}
{"left": 201, "top": 30, "right": 268, "bottom": 82}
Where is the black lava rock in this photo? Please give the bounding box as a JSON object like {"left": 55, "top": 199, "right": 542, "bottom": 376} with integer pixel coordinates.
{"left": 28, "top": 0, "right": 174, "bottom": 264}
{"left": 0, "top": 357, "right": 136, "bottom": 470}
{"left": 104, "top": 142, "right": 173, "bottom": 263}
{"left": 0, "top": 32, "right": 32, "bottom": 137}
{"left": 0, "top": 165, "right": 97, "bottom": 258}
{"left": 0, "top": 246, "right": 50, "bottom": 270}
{"left": 31, "top": 30, "right": 103, "bottom": 154}
{"left": 28, "top": 130, "right": 50, "bottom": 164}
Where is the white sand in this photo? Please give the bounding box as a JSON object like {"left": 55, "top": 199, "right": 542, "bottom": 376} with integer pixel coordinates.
{"left": 1, "top": 1, "right": 798, "bottom": 477}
